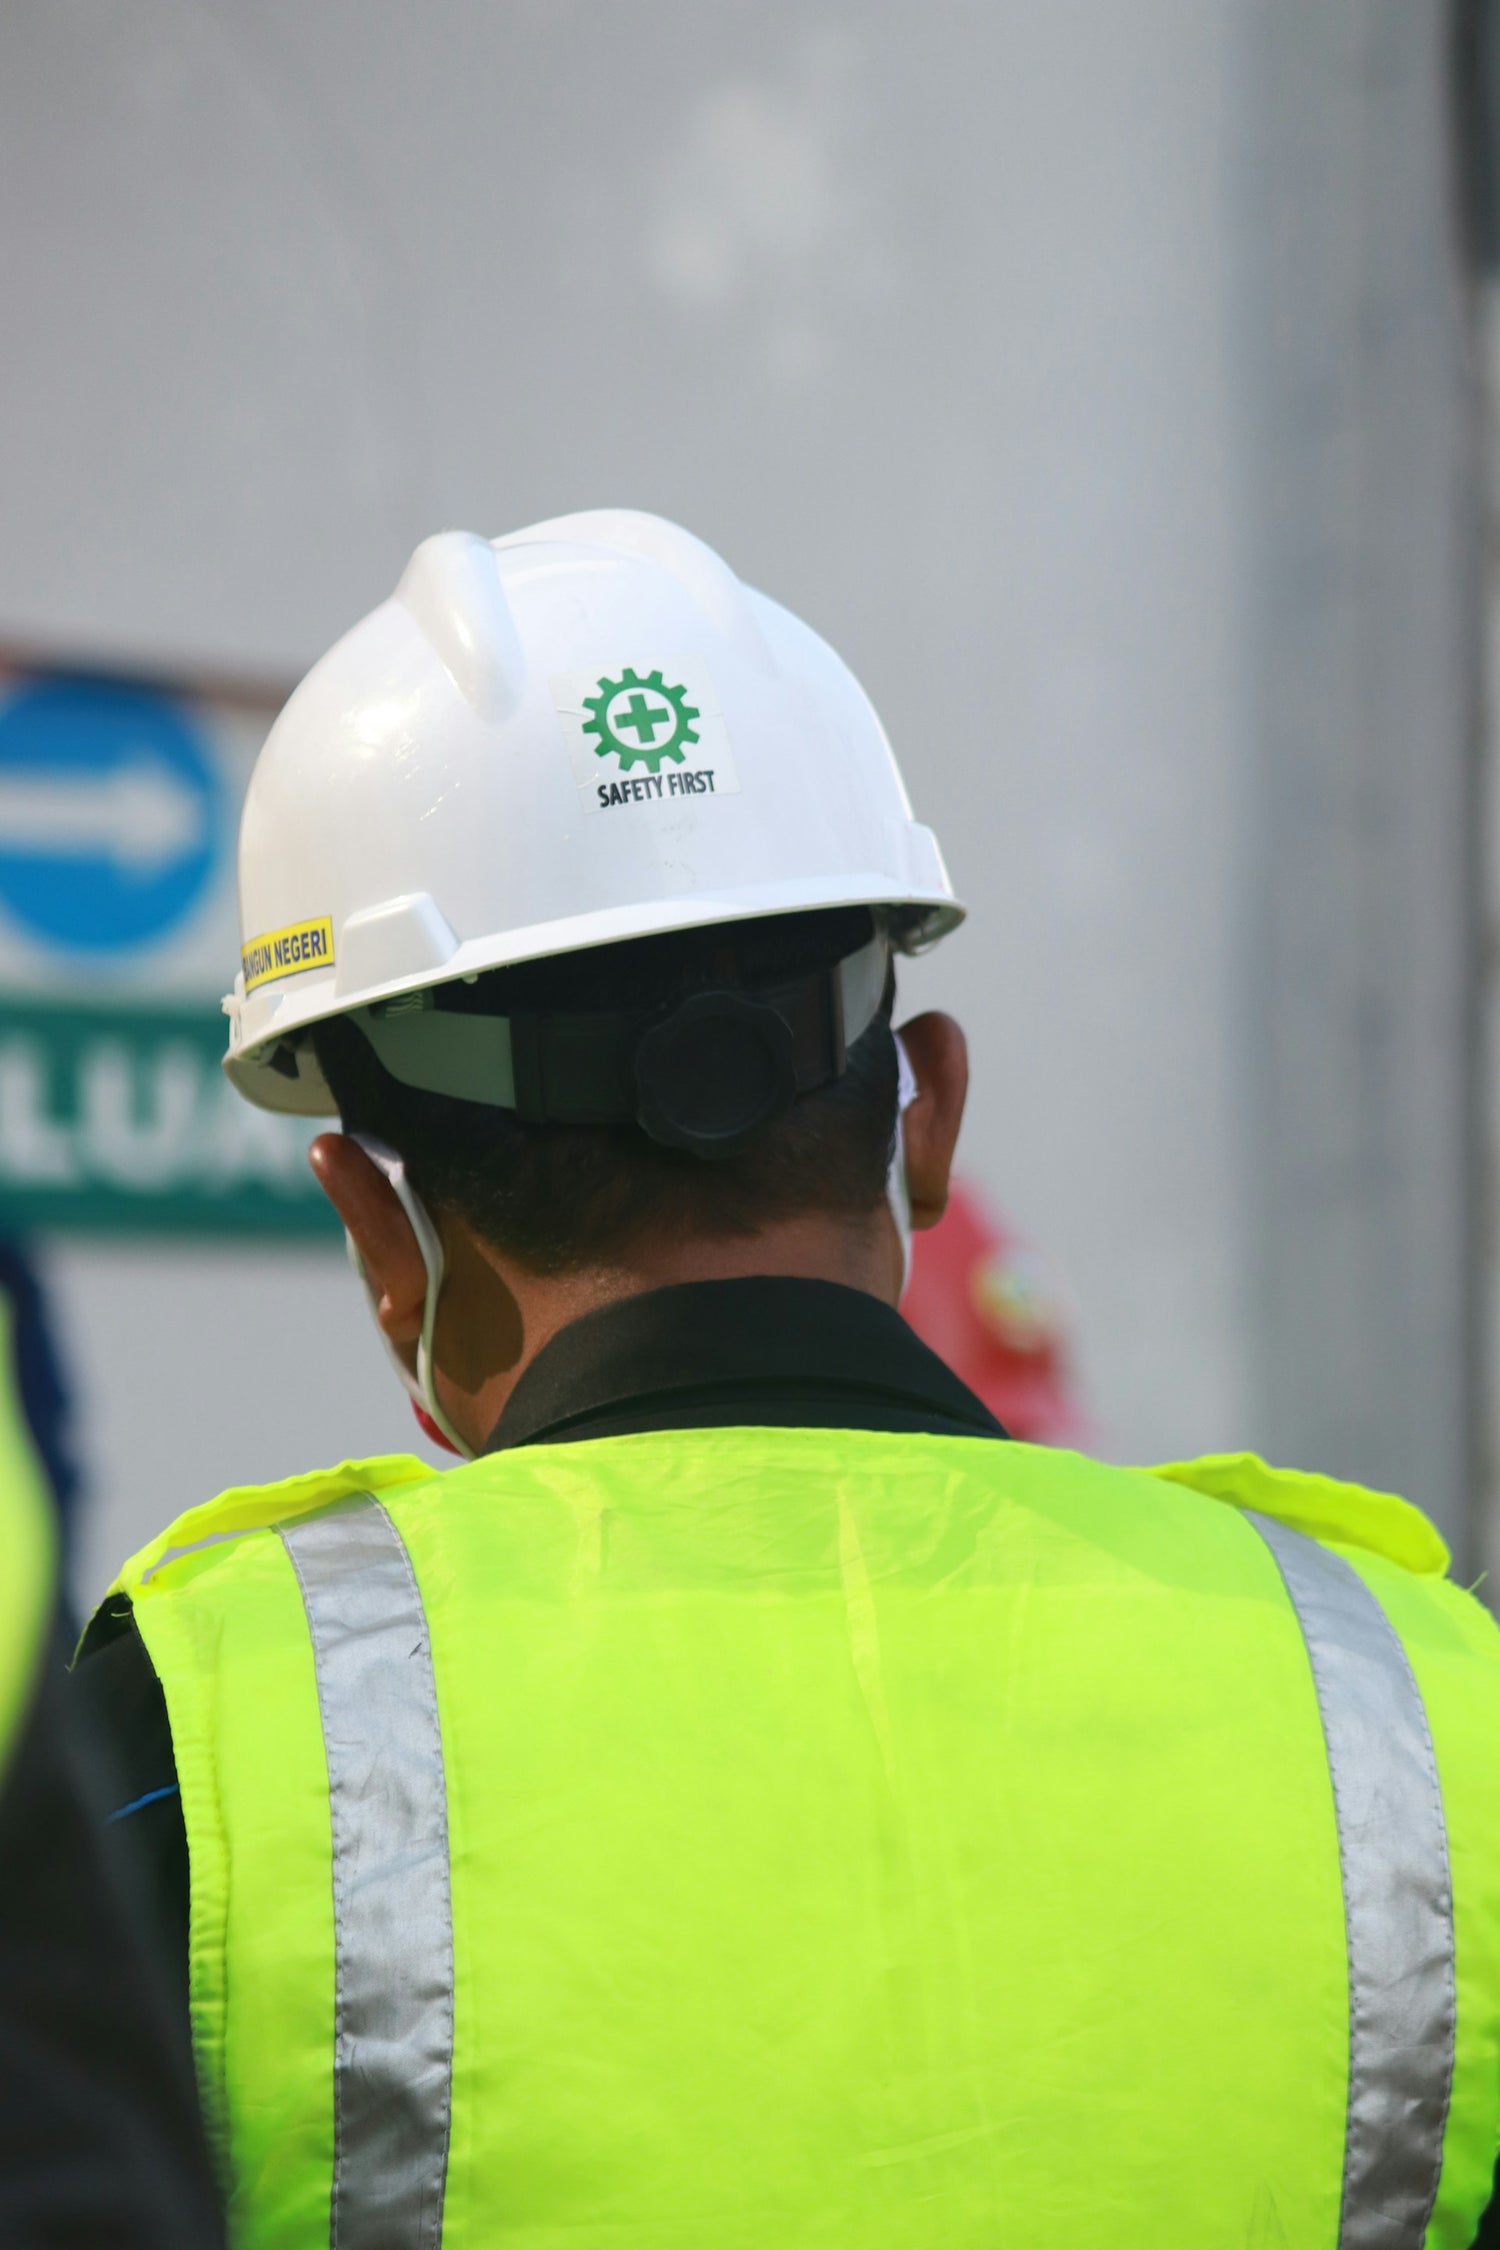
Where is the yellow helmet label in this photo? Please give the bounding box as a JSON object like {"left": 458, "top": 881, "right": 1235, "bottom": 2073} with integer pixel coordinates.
{"left": 242, "top": 915, "right": 335, "bottom": 994}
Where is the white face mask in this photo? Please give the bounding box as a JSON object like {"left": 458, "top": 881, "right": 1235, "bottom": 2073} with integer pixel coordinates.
{"left": 344, "top": 1134, "right": 473, "bottom": 1460}
{"left": 888, "top": 1033, "right": 919, "bottom": 1297}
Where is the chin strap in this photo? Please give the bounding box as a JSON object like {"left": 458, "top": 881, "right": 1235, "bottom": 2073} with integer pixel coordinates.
{"left": 888, "top": 1034, "right": 918, "bottom": 1298}
{"left": 345, "top": 1134, "right": 474, "bottom": 1460}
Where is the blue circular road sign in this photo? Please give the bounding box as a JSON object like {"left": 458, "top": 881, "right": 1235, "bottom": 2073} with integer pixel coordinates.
{"left": 0, "top": 678, "right": 222, "bottom": 953}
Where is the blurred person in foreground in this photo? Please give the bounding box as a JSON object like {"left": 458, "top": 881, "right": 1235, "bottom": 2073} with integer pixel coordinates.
{"left": 0, "top": 1267, "right": 222, "bottom": 2245}
{"left": 73, "top": 514, "right": 1500, "bottom": 2246}
{"left": 0, "top": 1242, "right": 84, "bottom": 1586}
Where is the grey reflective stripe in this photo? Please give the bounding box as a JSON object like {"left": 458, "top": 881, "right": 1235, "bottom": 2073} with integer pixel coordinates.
{"left": 1244, "top": 1509, "right": 1455, "bottom": 2249}
{"left": 282, "top": 1495, "right": 453, "bottom": 2250}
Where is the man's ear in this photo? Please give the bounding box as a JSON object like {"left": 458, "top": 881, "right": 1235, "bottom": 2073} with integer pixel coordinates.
{"left": 895, "top": 1012, "right": 968, "bottom": 1231}
{"left": 309, "top": 1133, "right": 427, "bottom": 1348}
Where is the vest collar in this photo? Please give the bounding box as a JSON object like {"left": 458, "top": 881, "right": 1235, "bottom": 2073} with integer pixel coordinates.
{"left": 485, "top": 1275, "right": 1007, "bottom": 1453}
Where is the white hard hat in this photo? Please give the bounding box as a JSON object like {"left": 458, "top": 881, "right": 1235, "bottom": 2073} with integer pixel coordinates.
{"left": 224, "top": 508, "right": 962, "bottom": 1119}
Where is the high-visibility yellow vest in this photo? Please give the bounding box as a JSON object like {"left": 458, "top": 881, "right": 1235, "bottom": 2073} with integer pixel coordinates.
{"left": 0, "top": 1295, "right": 54, "bottom": 1771}
{"left": 107, "top": 1432, "right": 1500, "bottom": 2248}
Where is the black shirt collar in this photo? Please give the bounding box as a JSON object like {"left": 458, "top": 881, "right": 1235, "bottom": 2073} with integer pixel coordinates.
{"left": 485, "top": 1275, "right": 1007, "bottom": 1453}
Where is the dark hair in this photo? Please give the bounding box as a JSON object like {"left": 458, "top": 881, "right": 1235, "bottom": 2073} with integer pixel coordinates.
{"left": 312, "top": 907, "right": 899, "bottom": 1275}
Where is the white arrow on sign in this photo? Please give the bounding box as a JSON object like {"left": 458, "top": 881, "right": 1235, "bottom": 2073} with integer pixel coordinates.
{"left": 0, "top": 750, "right": 205, "bottom": 871}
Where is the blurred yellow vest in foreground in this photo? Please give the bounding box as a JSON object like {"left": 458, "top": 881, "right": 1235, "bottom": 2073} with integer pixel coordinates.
{"left": 111, "top": 1433, "right": 1500, "bottom": 2247}
{"left": 0, "top": 1296, "right": 53, "bottom": 1773}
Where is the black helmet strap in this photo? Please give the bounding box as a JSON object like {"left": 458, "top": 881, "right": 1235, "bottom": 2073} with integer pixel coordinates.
{"left": 352, "top": 933, "right": 888, "bottom": 1162}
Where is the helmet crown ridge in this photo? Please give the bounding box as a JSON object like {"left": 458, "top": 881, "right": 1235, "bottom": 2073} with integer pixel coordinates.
{"left": 396, "top": 531, "right": 527, "bottom": 721}
{"left": 498, "top": 508, "right": 772, "bottom": 661}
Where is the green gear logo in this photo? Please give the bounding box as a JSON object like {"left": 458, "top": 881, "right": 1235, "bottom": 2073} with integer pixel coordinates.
{"left": 581, "top": 668, "right": 700, "bottom": 774}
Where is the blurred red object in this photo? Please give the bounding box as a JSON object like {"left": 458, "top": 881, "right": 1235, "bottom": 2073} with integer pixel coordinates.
{"left": 903, "top": 1179, "right": 1084, "bottom": 1445}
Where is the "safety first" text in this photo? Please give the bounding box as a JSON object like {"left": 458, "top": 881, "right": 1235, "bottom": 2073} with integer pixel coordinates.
{"left": 597, "top": 770, "right": 719, "bottom": 809}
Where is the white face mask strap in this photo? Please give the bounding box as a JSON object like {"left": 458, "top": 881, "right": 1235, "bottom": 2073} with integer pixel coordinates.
{"left": 888, "top": 1034, "right": 919, "bottom": 1297}
{"left": 345, "top": 1134, "right": 473, "bottom": 1459}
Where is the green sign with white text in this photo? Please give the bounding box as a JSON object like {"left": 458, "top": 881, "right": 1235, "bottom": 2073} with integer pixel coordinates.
{"left": 0, "top": 660, "right": 337, "bottom": 1238}
{"left": 0, "top": 999, "right": 336, "bottom": 1237}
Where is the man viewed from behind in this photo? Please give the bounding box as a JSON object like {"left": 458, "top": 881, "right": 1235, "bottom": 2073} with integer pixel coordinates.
{"left": 77, "top": 513, "right": 1500, "bottom": 2246}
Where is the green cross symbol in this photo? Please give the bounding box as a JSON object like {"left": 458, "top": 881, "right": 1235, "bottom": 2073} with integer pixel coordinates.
{"left": 615, "top": 691, "right": 672, "bottom": 744}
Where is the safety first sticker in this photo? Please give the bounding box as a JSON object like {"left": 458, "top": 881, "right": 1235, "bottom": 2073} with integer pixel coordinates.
{"left": 551, "top": 662, "right": 740, "bottom": 812}
{"left": 241, "top": 915, "right": 335, "bottom": 993}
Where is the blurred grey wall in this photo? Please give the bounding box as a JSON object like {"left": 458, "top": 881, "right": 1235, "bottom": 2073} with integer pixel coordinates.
{"left": 1242, "top": 2, "right": 1480, "bottom": 1560}
{"left": 0, "top": 0, "right": 1480, "bottom": 1600}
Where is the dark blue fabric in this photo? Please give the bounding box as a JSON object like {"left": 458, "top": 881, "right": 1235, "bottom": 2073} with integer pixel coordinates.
{"left": 0, "top": 1238, "right": 83, "bottom": 1559}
